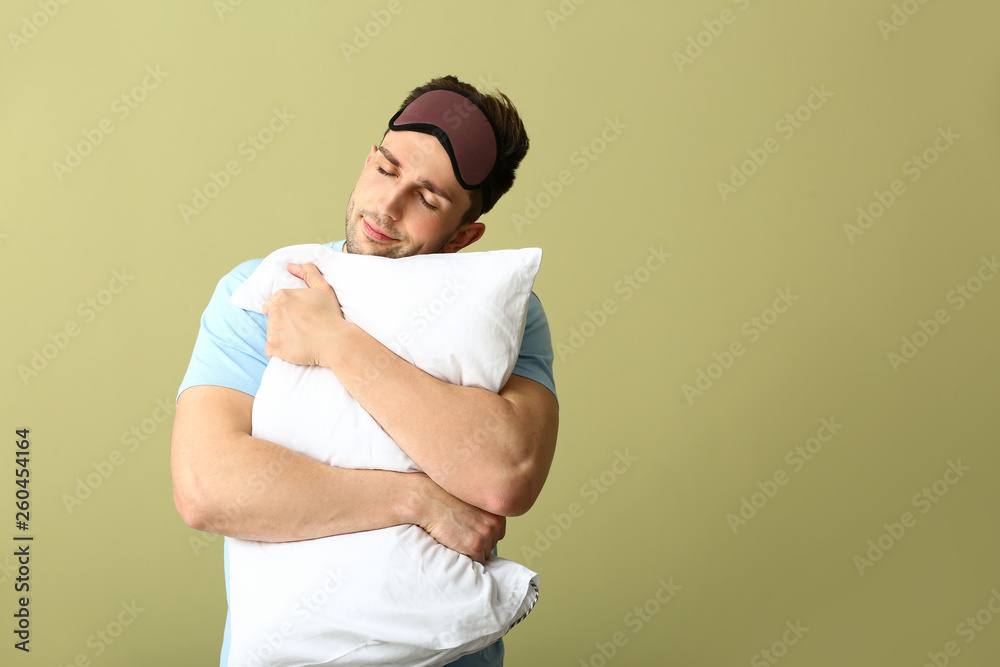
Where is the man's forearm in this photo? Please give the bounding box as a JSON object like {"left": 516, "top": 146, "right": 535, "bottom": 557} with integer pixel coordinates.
{"left": 171, "top": 388, "right": 421, "bottom": 541}
{"left": 319, "top": 321, "right": 557, "bottom": 517}
{"left": 176, "top": 434, "right": 421, "bottom": 543}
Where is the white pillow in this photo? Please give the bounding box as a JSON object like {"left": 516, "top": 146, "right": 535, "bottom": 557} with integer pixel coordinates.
{"left": 227, "top": 243, "right": 543, "bottom": 667}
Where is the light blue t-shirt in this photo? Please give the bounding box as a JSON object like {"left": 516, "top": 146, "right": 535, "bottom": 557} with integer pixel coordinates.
{"left": 177, "top": 240, "right": 556, "bottom": 667}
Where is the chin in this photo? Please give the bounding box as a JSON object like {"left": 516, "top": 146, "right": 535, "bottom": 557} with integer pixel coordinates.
{"left": 346, "top": 230, "right": 405, "bottom": 258}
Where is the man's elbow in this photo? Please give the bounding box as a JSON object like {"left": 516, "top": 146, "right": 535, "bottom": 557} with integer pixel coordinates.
{"left": 484, "top": 385, "right": 557, "bottom": 517}
{"left": 172, "top": 474, "right": 214, "bottom": 532}
{"left": 484, "top": 460, "right": 548, "bottom": 517}
{"left": 171, "top": 441, "right": 228, "bottom": 533}
{"left": 488, "top": 488, "right": 536, "bottom": 518}
{"left": 485, "top": 423, "right": 556, "bottom": 517}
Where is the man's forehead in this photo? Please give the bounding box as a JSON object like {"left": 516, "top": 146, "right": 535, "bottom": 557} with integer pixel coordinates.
{"left": 381, "top": 130, "right": 447, "bottom": 166}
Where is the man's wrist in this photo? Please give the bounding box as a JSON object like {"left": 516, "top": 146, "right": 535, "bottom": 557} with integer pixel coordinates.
{"left": 318, "top": 318, "right": 359, "bottom": 370}
{"left": 395, "top": 472, "right": 430, "bottom": 527}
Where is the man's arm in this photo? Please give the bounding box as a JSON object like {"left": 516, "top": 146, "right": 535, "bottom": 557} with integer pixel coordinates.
{"left": 170, "top": 384, "right": 506, "bottom": 563}
{"left": 263, "top": 263, "right": 559, "bottom": 517}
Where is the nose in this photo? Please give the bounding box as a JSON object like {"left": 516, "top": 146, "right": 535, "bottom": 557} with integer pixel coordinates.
{"left": 373, "top": 180, "right": 406, "bottom": 222}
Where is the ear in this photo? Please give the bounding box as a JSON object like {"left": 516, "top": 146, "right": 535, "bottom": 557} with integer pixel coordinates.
{"left": 441, "top": 222, "right": 486, "bottom": 253}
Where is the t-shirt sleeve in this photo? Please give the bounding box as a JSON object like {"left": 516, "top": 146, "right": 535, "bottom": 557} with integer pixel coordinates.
{"left": 510, "top": 292, "right": 558, "bottom": 403}
{"left": 176, "top": 259, "right": 270, "bottom": 400}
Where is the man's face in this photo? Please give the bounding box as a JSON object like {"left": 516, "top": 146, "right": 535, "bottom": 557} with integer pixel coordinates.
{"left": 343, "top": 130, "right": 483, "bottom": 257}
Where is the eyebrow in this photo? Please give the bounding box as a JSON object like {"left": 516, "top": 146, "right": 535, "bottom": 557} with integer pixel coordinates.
{"left": 377, "top": 146, "right": 454, "bottom": 204}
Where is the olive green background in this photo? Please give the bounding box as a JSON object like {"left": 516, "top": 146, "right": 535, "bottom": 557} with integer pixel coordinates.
{"left": 3, "top": 1, "right": 999, "bottom": 665}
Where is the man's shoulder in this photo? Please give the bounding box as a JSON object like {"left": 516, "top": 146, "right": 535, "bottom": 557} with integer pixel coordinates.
{"left": 206, "top": 258, "right": 264, "bottom": 307}
{"left": 227, "top": 258, "right": 265, "bottom": 282}
{"left": 526, "top": 291, "right": 549, "bottom": 324}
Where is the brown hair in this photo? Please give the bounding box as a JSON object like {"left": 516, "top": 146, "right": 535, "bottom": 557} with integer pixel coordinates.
{"left": 386, "top": 75, "right": 529, "bottom": 223}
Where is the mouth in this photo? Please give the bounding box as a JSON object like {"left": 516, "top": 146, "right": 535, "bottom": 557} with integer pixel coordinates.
{"left": 362, "top": 218, "right": 398, "bottom": 242}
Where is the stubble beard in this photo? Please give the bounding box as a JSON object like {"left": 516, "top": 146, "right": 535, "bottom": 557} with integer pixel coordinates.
{"left": 343, "top": 198, "right": 449, "bottom": 258}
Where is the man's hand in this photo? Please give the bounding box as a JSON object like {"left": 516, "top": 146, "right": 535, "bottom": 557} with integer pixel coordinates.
{"left": 411, "top": 474, "right": 506, "bottom": 564}
{"left": 262, "top": 263, "right": 345, "bottom": 366}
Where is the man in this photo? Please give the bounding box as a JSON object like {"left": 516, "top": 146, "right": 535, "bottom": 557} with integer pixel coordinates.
{"left": 171, "top": 75, "right": 559, "bottom": 666}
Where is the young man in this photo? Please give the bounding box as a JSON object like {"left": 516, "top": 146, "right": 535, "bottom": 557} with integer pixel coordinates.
{"left": 171, "top": 75, "right": 559, "bottom": 666}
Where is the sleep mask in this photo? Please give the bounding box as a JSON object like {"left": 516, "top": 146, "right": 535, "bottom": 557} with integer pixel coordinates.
{"left": 387, "top": 89, "right": 498, "bottom": 190}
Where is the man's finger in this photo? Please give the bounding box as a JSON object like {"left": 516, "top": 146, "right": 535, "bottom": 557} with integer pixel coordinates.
{"left": 287, "top": 262, "right": 330, "bottom": 290}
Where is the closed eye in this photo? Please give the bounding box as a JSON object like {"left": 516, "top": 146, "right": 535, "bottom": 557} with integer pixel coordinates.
{"left": 377, "top": 165, "right": 437, "bottom": 210}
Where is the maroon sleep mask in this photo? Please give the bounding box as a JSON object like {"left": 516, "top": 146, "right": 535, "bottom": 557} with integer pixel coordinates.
{"left": 387, "top": 89, "right": 498, "bottom": 190}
